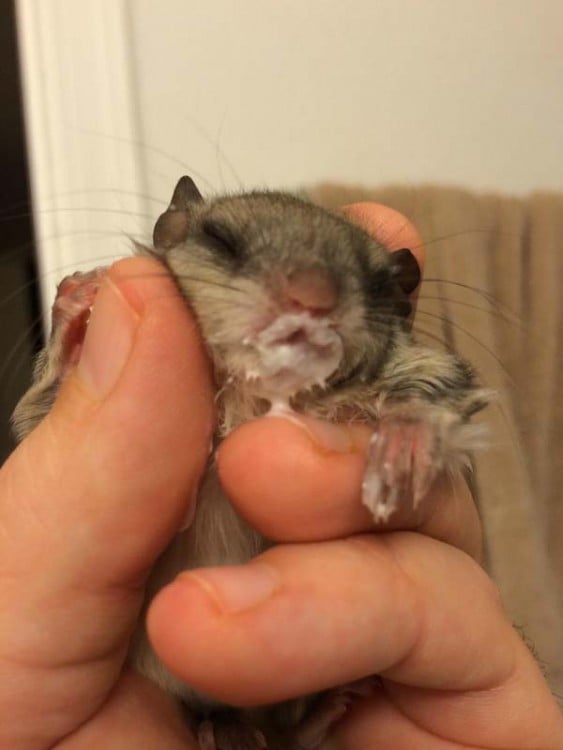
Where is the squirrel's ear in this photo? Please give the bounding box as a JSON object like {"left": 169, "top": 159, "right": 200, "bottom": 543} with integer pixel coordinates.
{"left": 389, "top": 247, "right": 421, "bottom": 295}
{"left": 168, "top": 176, "right": 204, "bottom": 210}
{"left": 153, "top": 176, "right": 203, "bottom": 251}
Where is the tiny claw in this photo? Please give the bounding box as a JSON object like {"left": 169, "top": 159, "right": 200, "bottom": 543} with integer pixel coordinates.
{"left": 411, "top": 426, "right": 440, "bottom": 506}
{"left": 361, "top": 428, "right": 406, "bottom": 522}
{"left": 198, "top": 718, "right": 268, "bottom": 750}
{"left": 385, "top": 484, "right": 401, "bottom": 518}
{"left": 198, "top": 721, "right": 217, "bottom": 750}
{"left": 361, "top": 436, "right": 385, "bottom": 519}
{"left": 412, "top": 463, "right": 437, "bottom": 507}
{"left": 295, "top": 678, "right": 377, "bottom": 749}
{"left": 361, "top": 410, "right": 473, "bottom": 522}
{"left": 362, "top": 416, "right": 446, "bottom": 522}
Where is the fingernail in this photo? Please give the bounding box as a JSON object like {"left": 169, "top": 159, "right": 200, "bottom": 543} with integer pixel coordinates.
{"left": 179, "top": 563, "right": 279, "bottom": 613}
{"left": 77, "top": 278, "right": 140, "bottom": 398}
{"left": 268, "top": 412, "right": 357, "bottom": 453}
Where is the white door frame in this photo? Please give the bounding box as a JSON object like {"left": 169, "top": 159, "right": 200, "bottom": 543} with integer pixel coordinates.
{"left": 16, "top": 0, "right": 150, "bottom": 326}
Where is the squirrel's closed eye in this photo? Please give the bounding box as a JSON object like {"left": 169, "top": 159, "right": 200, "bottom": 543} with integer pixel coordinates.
{"left": 201, "top": 219, "right": 241, "bottom": 259}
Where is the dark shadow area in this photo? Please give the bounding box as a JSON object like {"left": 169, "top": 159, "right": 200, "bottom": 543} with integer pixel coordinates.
{"left": 0, "top": 0, "right": 42, "bottom": 462}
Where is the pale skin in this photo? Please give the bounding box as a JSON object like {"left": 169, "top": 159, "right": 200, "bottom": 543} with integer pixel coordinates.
{"left": 0, "top": 204, "right": 561, "bottom": 750}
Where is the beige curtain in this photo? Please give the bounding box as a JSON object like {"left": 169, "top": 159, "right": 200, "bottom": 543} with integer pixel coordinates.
{"left": 307, "top": 184, "right": 563, "bottom": 698}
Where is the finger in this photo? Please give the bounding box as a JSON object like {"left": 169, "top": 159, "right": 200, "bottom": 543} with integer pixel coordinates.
{"left": 341, "top": 202, "right": 425, "bottom": 272}
{"left": 3, "top": 256, "right": 213, "bottom": 581}
{"left": 217, "top": 415, "right": 482, "bottom": 559}
{"left": 0, "top": 257, "right": 214, "bottom": 748}
{"left": 342, "top": 202, "right": 424, "bottom": 322}
{"left": 148, "top": 534, "right": 563, "bottom": 747}
{"left": 331, "top": 676, "right": 563, "bottom": 750}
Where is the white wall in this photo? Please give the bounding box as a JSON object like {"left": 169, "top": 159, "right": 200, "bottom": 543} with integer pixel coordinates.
{"left": 128, "top": 0, "right": 563, "bottom": 198}
{"left": 16, "top": 0, "right": 563, "bottom": 314}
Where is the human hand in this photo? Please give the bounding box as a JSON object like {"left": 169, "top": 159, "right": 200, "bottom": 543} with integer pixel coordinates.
{"left": 1, "top": 204, "right": 561, "bottom": 750}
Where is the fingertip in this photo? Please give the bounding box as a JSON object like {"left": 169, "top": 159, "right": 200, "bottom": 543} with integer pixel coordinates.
{"left": 106, "top": 255, "right": 174, "bottom": 315}
{"left": 341, "top": 202, "right": 425, "bottom": 274}
{"left": 51, "top": 253, "right": 214, "bottom": 452}
{"left": 217, "top": 415, "right": 373, "bottom": 541}
{"left": 147, "top": 570, "right": 276, "bottom": 706}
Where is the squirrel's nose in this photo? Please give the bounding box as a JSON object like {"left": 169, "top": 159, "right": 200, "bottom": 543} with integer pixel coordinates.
{"left": 284, "top": 269, "right": 337, "bottom": 314}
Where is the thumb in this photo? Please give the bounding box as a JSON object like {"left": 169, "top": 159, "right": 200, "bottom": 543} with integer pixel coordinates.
{"left": 5, "top": 256, "right": 214, "bottom": 579}
{"left": 0, "top": 257, "right": 213, "bottom": 747}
